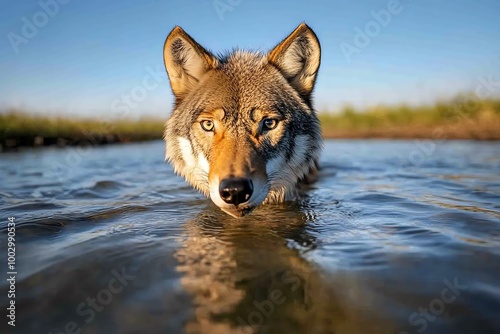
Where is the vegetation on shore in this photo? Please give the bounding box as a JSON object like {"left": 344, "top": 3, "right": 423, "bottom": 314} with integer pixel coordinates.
{"left": 0, "top": 112, "right": 163, "bottom": 151}
{"left": 320, "top": 95, "right": 500, "bottom": 140}
{"left": 1, "top": 95, "right": 499, "bottom": 151}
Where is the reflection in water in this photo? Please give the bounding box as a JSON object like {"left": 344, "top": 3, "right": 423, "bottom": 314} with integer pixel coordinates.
{"left": 1, "top": 140, "right": 499, "bottom": 333}
{"left": 175, "top": 203, "right": 393, "bottom": 334}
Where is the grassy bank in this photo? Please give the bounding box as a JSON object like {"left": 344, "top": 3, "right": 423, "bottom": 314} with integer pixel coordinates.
{"left": 0, "top": 111, "right": 164, "bottom": 151}
{"left": 320, "top": 95, "right": 500, "bottom": 140}
{"left": 1, "top": 95, "right": 499, "bottom": 151}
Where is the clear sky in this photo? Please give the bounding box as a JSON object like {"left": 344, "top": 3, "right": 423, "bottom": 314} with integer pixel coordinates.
{"left": 1, "top": 0, "right": 499, "bottom": 117}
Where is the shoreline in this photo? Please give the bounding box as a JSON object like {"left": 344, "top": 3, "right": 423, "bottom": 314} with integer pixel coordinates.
{"left": 2, "top": 131, "right": 498, "bottom": 153}
{"left": 2, "top": 96, "right": 499, "bottom": 151}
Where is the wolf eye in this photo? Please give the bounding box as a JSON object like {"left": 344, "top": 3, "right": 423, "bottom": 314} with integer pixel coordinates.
{"left": 262, "top": 118, "right": 278, "bottom": 131}
{"left": 200, "top": 120, "right": 214, "bottom": 132}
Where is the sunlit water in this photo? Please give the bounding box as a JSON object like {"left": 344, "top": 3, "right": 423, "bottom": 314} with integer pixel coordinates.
{"left": 0, "top": 140, "right": 499, "bottom": 334}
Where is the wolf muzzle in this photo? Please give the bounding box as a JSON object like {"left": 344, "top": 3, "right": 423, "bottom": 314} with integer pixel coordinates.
{"left": 206, "top": 136, "right": 269, "bottom": 217}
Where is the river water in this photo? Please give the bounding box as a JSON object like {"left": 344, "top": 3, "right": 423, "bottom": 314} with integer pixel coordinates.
{"left": 0, "top": 139, "right": 499, "bottom": 334}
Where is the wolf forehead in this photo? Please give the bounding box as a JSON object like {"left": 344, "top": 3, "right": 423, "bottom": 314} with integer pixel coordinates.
{"left": 163, "top": 23, "right": 321, "bottom": 145}
{"left": 170, "top": 51, "right": 314, "bottom": 123}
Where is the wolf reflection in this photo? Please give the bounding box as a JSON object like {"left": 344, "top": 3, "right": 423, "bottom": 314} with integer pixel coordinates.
{"left": 174, "top": 201, "right": 388, "bottom": 334}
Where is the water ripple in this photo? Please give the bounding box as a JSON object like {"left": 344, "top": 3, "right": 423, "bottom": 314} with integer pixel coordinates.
{"left": 0, "top": 140, "right": 499, "bottom": 333}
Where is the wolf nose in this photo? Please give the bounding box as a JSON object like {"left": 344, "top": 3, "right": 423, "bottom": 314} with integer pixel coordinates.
{"left": 219, "top": 178, "right": 253, "bottom": 206}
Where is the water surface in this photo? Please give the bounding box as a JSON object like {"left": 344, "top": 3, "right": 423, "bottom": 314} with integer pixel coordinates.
{"left": 1, "top": 140, "right": 499, "bottom": 334}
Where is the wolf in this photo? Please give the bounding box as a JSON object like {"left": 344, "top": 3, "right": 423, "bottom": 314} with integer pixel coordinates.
{"left": 162, "top": 23, "right": 322, "bottom": 218}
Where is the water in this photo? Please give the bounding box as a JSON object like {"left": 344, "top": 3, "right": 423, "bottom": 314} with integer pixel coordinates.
{"left": 0, "top": 140, "right": 499, "bottom": 334}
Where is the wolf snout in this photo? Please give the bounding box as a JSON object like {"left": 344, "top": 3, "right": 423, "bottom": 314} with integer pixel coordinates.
{"left": 219, "top": 178, "right": 253, "bottom": 206}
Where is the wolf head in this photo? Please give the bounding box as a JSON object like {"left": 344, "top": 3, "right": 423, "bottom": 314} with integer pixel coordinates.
{"left": 163, "top": 23, "right": 322, "bottom": 218}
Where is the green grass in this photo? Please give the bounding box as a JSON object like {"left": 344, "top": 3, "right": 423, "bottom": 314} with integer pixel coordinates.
{"left": 1, "top": 94, "right": 500, "bottom": 150}
{"left": 0, "top": 110, "right": 164, "bottom": 149}
{"left": 320, "top": 94, "right": 500, "bottom": 134}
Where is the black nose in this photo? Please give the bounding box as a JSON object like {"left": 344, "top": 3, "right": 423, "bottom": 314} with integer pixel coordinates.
{"left": 219, "top": 178, "right": 253, "bottom": 206}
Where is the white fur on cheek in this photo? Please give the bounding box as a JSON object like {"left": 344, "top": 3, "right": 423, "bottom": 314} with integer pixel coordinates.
{"left": 266, "top": 135, "right": 310, "bottom": 177}
{"left": 174, "top": 136, "right": 211, "bottom": 196}
{"left": 289, "top": 135, "right": 309, "bottom": 170}
{"left": 198, "top": 152, "right": 210, "bottom": 174}
{"left": 265, "top": 135, "right": 312, "bottom": 202}
{"left": 177, "top": 137, "right": 196, "bottom": 168}
{"left": 266, "top": 153, "right": 286, "bottom": 176}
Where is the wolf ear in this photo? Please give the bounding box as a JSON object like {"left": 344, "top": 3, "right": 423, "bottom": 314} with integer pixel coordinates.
{"left": 268, "top": 23, "right": 321, "bottom": 103}
{"left": 163, "top": 26, "right": 218, "bottom": 99}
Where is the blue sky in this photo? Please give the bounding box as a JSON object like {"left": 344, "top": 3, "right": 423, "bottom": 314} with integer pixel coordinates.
{"left": 1, "top": 0, "right": 499, "bottom": 117}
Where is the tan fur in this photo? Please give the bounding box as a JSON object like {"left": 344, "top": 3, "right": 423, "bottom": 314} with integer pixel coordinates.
{"left": 163, "top": 26, "right": 219, "bottom": 100}
{"left": 268, "top": 23, "right": 321, "bottom": 102}
{"left": 163, "top": 23, "right": 322, "bottom": 217}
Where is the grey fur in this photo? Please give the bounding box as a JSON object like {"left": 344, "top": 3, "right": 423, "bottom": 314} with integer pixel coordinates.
{"left": 163, "top": 23, "right": 322, "bottom": 217}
